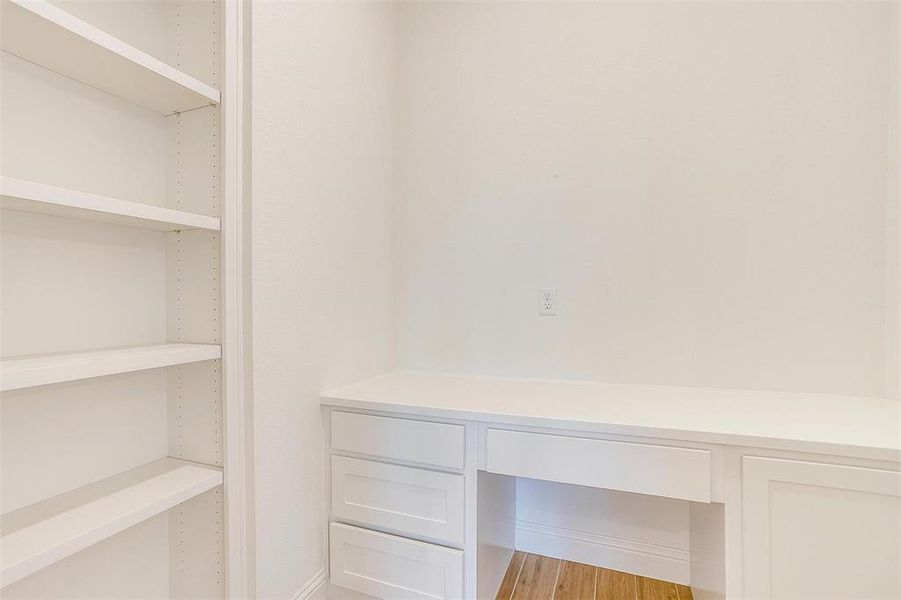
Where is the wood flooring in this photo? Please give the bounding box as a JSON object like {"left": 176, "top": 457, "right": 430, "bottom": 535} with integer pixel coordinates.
{"left": 495, "top": 552, "right": 693, "bottom": 600}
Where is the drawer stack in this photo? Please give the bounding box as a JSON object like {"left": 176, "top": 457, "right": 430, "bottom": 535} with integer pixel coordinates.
{"left": 327, "top": 412, "right": 466, "bottom": 600}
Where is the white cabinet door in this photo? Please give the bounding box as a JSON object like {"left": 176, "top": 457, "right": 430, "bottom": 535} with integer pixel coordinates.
{"left": 743, "top": 456, "right": 901, "bottom": 600}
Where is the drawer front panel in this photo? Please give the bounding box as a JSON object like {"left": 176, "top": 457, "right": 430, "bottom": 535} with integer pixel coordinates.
{"left": 331, "top": 411, "right": 465, "bottom": 469}
{"left": 329, "top": 522, "right": 464, "bottom": 600}
{"left": 486, "top": 428, "right": 711, "bottom": 502}
{"left": 331, "top": 456, "right": 465, "bottom": 545}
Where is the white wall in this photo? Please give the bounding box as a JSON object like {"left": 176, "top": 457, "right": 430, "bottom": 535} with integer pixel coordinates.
{"left": 514, "top": 478, "right": 691, "bottom": 583}
{"left": 394, "top": 0, "right": 899, "bottom": 582}
{"left": 250, "top": 1, "right": 398, "bottom": 598}
{"left": 396, "top": 0, "right": 897, "bottom": 399}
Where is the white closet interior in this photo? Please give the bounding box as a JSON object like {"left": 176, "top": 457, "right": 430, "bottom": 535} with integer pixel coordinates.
{"left": 249, "top": 2, "right": 899, "bottom": 597}
{"left": 0, "top": 0, "right": 239, "bottom": 597}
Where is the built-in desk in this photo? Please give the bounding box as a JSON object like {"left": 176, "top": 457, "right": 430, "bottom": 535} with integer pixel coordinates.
{"left": 321, "top": 371, "right": 901, "bottom": 600}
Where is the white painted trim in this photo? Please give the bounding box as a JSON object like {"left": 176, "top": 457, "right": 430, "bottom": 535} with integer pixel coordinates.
{"left": 294, "top": 567, "right": 328, "bottom": 600}
{"left": 223, "top": 1, "right": 249, "bottom": 598}
{"left": 514, "top": 520, "right": 690, "bottom": 586}
{"left": 888, "top": 0, "right": 901, "bottom": 400}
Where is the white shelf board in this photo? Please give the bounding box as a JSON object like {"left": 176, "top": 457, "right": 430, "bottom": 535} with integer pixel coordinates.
{"left": 1, "top": 343, "right": 222, "bottom": 392}
{"left": 0, "top": 0, "right": 220, "bottom": 114}
{"left": 0, "top": 177, "right": 220, "bottom": 232}
{"left": 0, "top": 458, "right": 223, "bottom": 587}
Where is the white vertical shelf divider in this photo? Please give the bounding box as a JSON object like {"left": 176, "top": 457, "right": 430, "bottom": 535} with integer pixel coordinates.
{"left": 222, "top": 0, "right": 250, "bottom": 596}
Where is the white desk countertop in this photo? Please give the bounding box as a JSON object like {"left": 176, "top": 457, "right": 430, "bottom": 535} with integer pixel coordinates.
{"left": 322, "top": 371, "right": 901, "bottom": 462}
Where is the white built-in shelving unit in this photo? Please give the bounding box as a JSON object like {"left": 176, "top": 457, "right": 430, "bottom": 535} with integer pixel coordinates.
{"left": 0, "top": 0, "right": 243, "bottom": 596}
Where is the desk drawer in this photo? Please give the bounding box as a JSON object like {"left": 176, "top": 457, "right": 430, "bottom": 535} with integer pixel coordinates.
{"left": 486, "top": 429, "right": 710, "bottom": 502}
{"left": 331, "top": 412, "right": 465, "bottom": 469}
{"left": 331, "top": 456, "right": 464, "bottom": 545}
{"left": 329, "top": 522, "right": 463, "bottom": 600}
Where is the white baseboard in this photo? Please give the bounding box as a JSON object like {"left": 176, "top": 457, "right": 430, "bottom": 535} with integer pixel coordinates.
{"left": 515, "top": 520, "right": 690, "bottom": 585}
{"left": 293, "top": 567, "right": 328, "bottom": 600}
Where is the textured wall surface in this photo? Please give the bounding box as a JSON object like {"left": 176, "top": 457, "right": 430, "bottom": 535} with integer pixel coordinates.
{"left": 251, "top": 2, "right": 397, "bottom": 596}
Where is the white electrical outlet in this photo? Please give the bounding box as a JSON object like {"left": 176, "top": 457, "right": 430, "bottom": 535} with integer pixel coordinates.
{"left": 539, "top": 288, "right": 556, "bottom": 315}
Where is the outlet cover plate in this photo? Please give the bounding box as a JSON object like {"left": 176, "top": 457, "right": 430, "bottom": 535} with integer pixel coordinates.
{"left": 539, "top": 287, "right": 556, "bottom": 316}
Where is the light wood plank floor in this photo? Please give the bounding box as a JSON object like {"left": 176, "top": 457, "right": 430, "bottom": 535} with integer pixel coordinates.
{"left": 495, "top": 552, "right": 693, "bottom": 600}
